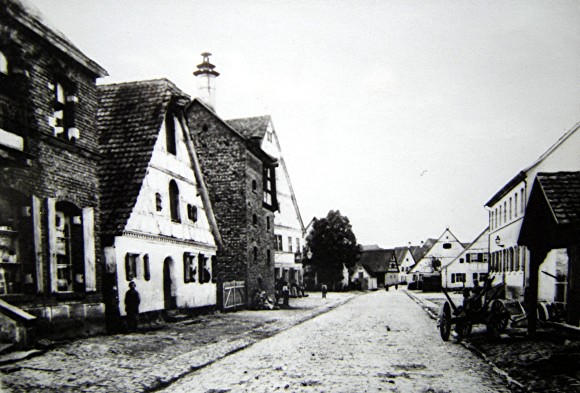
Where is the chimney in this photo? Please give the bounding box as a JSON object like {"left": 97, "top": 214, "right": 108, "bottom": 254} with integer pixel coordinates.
{"left": 193, "top": 52, "right": 220, "bottom": 110}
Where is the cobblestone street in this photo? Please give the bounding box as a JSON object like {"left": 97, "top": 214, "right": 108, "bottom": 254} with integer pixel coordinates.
{"left": 0, "top": 293, "right": 354, "bottom": 392}
{"left": 161, "top": 290, "right": 511, "bottom": 393}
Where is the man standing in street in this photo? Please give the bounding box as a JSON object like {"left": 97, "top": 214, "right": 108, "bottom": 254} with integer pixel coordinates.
{"left": 321, "top": 283, "right": 327, "bottom": 298}
{"left": 125, "top": 281, "right": 141, "bottom": 333}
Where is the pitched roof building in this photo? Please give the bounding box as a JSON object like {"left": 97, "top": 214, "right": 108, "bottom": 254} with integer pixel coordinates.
{"left": 185, "top": 99, "right": 278, "bottom": 304}
{"left": 227, "top": 115, "right": 305, "bottom": 287}
{"left": 97, "top": 79, "right": 221, "bottom": 321}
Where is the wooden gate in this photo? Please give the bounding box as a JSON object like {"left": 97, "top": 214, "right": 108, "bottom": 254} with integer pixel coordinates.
{"left": 222, "top": 281, "right": 246, "bottom": 310}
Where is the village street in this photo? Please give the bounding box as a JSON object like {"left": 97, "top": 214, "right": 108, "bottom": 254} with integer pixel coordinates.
{"left": 161, "top": 290, "right": 511, "bottom": 393}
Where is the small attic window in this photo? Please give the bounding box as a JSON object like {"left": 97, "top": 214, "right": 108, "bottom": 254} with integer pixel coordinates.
{"left": 266, "top": 131, "right": 273, "bottom": 142}
{"left": 443, "top": 243, "right": 452, "bottom": 249}
{"left": 166, "top": 111, "right": 177, "bottom": 155}
{"left": 155, "top": 193, "right": 162, "bottom": 211}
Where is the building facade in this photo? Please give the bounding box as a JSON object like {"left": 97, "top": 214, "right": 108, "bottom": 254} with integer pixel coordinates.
{"left": 0, "top": 0, "right": 109, "bottom": 342}
{"left": 185, "top": 99, "right": 278, "bottom": 303}
{"left": 226, "top": 116, "right": 305, "bottom": 287}
{"left": 441, "top": 227, "right": 489, "bottom": 289}
{"left": 98, "top": 79, "right": 220, "bottom": 322}
{"left": 486, "top": 122, "right": 580, "bottom": 301}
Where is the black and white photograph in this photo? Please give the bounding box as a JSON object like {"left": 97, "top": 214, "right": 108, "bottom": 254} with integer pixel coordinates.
{"left": 0, "top": 0, "right": 579, "bottom": 391}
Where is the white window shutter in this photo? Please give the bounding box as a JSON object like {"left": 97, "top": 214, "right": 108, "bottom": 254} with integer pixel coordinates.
{"left": 46, "top": 198, "right": 57, "bottom": 293}
{"left": 82, "top": 207, "right": 96, "bottom": 292}
{"left": 32, "top": 196, "right": 44, "bottom": 293}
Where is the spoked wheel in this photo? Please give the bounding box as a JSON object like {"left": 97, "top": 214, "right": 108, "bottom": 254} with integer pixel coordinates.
{"left": 489, "top": 299, "right": 509, "bottom": 332}
{"left": 439, "top": 301, "right": 452, "bottom": 341}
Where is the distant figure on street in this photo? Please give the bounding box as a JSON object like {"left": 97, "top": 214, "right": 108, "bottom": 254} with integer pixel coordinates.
{"left": 321, "top": 283, "right": 328, "bottom": 298}
{"left": 124, "top": 281, "right": 141, "bottom": 332}
{"left": 282, "top": 281, "right": 290, "bottom": 307}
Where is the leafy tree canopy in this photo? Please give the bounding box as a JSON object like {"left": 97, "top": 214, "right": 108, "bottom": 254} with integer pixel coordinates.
{"left": 306, "top": 210, "right": 362, "bottom": 286}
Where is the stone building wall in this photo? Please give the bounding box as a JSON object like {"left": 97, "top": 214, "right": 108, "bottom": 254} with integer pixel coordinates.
{"left": 186, "top": 101, "right": 275, "bottom": 301}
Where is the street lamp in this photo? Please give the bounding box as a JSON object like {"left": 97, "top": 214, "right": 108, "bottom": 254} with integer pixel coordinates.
{"left": 495, "top": 236, "right": 505, "bottom": 248}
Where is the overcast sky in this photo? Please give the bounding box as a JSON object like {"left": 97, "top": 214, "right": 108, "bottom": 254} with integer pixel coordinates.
{"left": 29, "top": 0, "right": 580, "bottom": 247}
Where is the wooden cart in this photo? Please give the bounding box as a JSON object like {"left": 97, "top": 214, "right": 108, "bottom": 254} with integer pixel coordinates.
{"left": 438, "top": 279, "right": 510, "bottom": 341}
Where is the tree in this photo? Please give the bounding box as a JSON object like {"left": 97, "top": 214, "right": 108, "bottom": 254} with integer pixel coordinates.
{"left": 306, "top": 210, "right": 361, "bottom": 289}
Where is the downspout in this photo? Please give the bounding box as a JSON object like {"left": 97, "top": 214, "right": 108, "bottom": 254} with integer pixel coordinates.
{"left": 177, "top": 112, "right": 223, "bottom": 249}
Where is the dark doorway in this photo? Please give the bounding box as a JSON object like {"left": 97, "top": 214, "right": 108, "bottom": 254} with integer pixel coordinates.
{"left": 163, "top": 257, "right": 177, "bottom": 310}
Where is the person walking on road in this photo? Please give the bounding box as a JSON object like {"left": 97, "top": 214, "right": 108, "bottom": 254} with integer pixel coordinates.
{"left": 125, "top": 281, "right": 141, "bottom": 332}
{"left": 321, "top": 283, "right": 328, "bottom": 298}
{"left": 282, "top": 281, "right": 290, "bottom": 307}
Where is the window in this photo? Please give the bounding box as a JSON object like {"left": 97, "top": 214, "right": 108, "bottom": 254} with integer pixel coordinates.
{"left": 184, "top": 252, "right": 196, "bottom": 283}
{"left": 198, "top": 253, "right": 211, "bottom": 283}
{"left": 0, "top": 51, "right": 7, "bottom": 75}
{"left": 252, "top": 214, "right": 257, "bottom": 226}
{"left": 50, "top": 81, "right": 77, "bottom": 141}
{"left": 443, "top": 243, "right": 451, "bottom": 249}
{"left": 143, "top": 254, "right": 150, "bottom": 281}
{"left": 155, "top": 193, "right": 163, "bottom": 212}
{"left": 166, "top": 111, "right": 177, "bottom": 155}
{"left": 521, "top": 188, "right": 525, "bottom": 214}
{"left": 451, "top": 273, "right": 455, "bottom": 283}
{"left": 169, "top": 180, "right": 180, "bottom": 222}
{"left": 266, "top": 216, "right": 270, "bottom": 230}
{"left": 473, "top": 273, "right": 478, "bottom": 282}
{"left": 267, "top": 249, "right": 271, "bottom": 265}
{"left": 288, "top": 236, "right": 293, "bottom": 252}
{"left": 296, "top": 238, "right": 300, "bottom": 253}
{"left": 187, "top": 204, "right": 198, "bottom": 222}
{"left": 275, "top": 235, "right": 283, "bottom": 251}
{"left": 125, "top": 253, "right": 138, "bottom": 281}
{"left": 460, "top": 258, "right": 464, "bottom": 263}
{"left": 253, "top": 247, "right": 258, "bottom": 263}
{"left": 503, "top": 202, "right": 507, "bottom": 223}
{"left": 211, "top": 255, "right": 217, "bottom": 281}
{"left": 263, "top": 166, "right": 277, "bottom": 208}
{"left": 252, "top": 180, "right": 257, "bottom": 191}
{"left": 266, "top": 131, "right": 273, "bottom": 142}
{"left": 55, "top": 202, "right": 85, "bottom": 292}
{"left": 514, "top": 194, "right": 518, "bottom": 218}
{"left": 509, "top": 198, "right": 512, "bottom": 220}
{"left": 495, "top": 208, "right": 498, "bottom": 228}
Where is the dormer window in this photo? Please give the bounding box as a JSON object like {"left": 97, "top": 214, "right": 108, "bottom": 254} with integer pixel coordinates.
{"left": 166, "top": 111, "right": 177, "bottom": 155}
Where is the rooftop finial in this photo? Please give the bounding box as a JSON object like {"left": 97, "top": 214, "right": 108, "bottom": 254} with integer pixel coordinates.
{"left": 193, "top": 52, "right": 219, "bottom": 109}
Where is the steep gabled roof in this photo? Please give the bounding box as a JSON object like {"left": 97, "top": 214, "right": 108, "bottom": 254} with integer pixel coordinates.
{"left": 485, "top": 121, "right": 580, "bottom": 207}
{"left": 226, "top": 115, "right": 271, "bottom": 140}
{"left": 411, "top": 238, "right": 437, "bottom": 261}
{"left": 535, "top": 172, "right": 580, "bottom": 225}
{"left": 359, "top": 249, "right": 397, "bottom": 275}
{"left": 6, "top": 0, "right": 107, "bottom": 77}
{"left": 97, "top": 78, "right": 189, "bottom": 237}
{"left": 441, "top": 227, "right": 489, "bottom": 270}
{"left": 394, "top": 247, "right": 408, "bottom": 263}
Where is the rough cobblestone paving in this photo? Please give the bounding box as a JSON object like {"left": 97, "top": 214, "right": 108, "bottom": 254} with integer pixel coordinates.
{"left": 161, "top": 290, "right": 512, "bottom": 392}
{"left": 0, "top": 293, "right": 354, "bottom": 392}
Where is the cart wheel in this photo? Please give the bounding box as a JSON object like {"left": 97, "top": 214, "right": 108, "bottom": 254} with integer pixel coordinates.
{"left": 489, "top": 299, "right": 509, "bottom": 332}
{"left": 439, "top": 301, "right": 452, "bottom": 341}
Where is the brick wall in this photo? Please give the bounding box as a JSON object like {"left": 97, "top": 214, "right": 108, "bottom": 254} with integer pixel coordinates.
{"left": 186, "top": 101, "right": 275, "bottom": 300}
{"left": 0, "top": 9, "right": 103, "bottom": 308}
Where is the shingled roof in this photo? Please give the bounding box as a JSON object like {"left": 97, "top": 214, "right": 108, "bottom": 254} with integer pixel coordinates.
{"left": 97, "top": 78, "right": 189, "bottom": 238}
{"left": 359, "top": 249, "right": 397, "bottom": 275}
{"left": 226, "top": 115, "right": 271, "bottom": 140}
{"left": 536, "top": 172, "right": 580, "bottom": 225}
